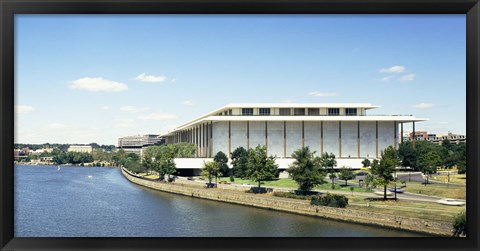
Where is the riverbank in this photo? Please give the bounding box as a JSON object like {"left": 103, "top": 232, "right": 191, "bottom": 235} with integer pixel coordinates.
{"left": 121, "top": 168, "right": 451, "bottom": 236}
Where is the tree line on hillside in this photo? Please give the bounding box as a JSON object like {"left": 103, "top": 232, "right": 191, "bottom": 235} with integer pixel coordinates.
{"left": 397, "top": 140, "right": 466, "bottom": 174}
{"left": 123, "top": 142, "right": 196, "bottom": 181}
{"left": 14, "top": 143, "right": 116, "bottom": 152}
{"left": 53, "top": 151, "right": 94, "bottom": 165}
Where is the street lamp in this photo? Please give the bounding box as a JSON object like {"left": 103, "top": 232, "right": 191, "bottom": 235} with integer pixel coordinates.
{"left": 394, "top": 167, "right": 397, "bottom": 201}
{"left": 447, "top": 170, "right": 450, "bottom": 188}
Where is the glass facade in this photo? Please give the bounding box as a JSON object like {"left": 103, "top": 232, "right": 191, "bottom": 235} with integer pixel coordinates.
{"left": 279, "top": 108, "right": 291, "bottom": 116}
{"left": 293, "top": 108, "right": 305, "bottom": 116}
{"left": 345, "top": 108, "right": 357, "bottom": 116}
{"left": 328, "top": 108, "right": 340, "bottom": 116}
{"left": 242, "top": 108, "right": 254, "bottom": 116}
{"left": 307, "top": 108, "right": 320, "bottom": 116}
{"left": 259, "top": 108, "right": 271, "bottom": 115}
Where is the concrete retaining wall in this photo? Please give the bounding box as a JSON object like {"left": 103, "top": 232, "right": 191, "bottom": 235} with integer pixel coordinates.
{"left": 122, "top": 168, "right": 451, "bottom": 236}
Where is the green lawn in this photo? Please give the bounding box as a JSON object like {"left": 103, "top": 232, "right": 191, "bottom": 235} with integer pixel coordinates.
{"left": 218, "top": 177, "right": 374, "bottom": 193}
{"left": 347, "top": 196, "right": 465, "bottom": 223}
{"left": 138, "top": 172, "right": 160, "bottom": 179}
{"left": 402, "top": 181, "right": 466, "bottom": 200}
{"left": 430, "top": 173, "right": 466, "bottom": 185}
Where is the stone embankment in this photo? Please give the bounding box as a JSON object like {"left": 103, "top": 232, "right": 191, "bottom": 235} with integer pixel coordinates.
{"left": 121, "top": 168, "right": 451, "bottom": 236}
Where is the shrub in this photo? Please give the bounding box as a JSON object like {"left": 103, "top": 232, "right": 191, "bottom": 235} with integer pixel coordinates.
{"left": 272, "top": 191, "right": 312, "bottom": 200}
{"left": 452, "top": 210, "right": 466, "bottom": 237}
{"left": 311, "top": 193, "right": 349, "bottom": 208}
{"left": 230, "top": 176, "right": 235, "bottom": 182}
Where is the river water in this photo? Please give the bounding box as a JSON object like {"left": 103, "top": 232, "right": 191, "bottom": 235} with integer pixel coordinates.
{"left": 14, "top": 164, "right": 424, "bottom": 237}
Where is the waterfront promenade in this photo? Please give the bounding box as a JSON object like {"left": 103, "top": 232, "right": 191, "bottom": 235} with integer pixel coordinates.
{"left": 121, "top": 167, "right": 452, "bottom": 236}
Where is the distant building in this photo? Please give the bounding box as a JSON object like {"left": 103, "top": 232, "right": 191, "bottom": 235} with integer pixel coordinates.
{"left": 409, "top": 131, "right": 429, "bottom": 140}
{"left": 118, "top": 134, "right": 164, "bottom": 157}
{"left": 68, "top": 145, "right": 93, "bottom": 154}
{"left": 405, "top": 131, "right": 466, "bottom": 145}
{"left": 427, "top": 132, "right": 466, "bottom": 145}
{"left": 31, "top": 148, "right": 53, "bottom": 154}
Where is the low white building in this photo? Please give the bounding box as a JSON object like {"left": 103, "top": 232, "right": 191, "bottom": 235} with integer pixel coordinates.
{"left": 67, "top": 145, "right": 93, "bottom": 154}
{"left": 161, "top": 103, "right": 427, "bottom": 172}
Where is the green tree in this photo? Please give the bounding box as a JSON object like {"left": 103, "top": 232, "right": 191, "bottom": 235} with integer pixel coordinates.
{"left": 245, "top": 145, "right": 279, "bottom": 193}
{"left": 93, "top": 149, "right": 111, "bottom": 162}
{"left": 418, "top": 151, "right": 441, "bottom": 185}
{"left": 452, "top": 210, "right": 466, "bottom": 237}
{"left": 287, "top": 147, "right": 326, "bottom": 194}
{"left": 112, "top": 149, "right": 127, "bottom": 167}
{"left": 364, "top": 173, "right": 375, "bottom": 188}
{"left": 201, "top": 161, "right": 220, "bottom": 186}
{"left": 371, "top": 146, "right": 399, "bottom": 200}
{"left": 161, "top": 157, "right": 177, "bottom": 181}
{"left": 338, "top": 166, "right": 355, "bottom": 186}
{"left": 231, "top": 146, "right": 249, "bottom": 178}
{"left": 159, "top": 146, "right": 177, "bottom": 180}
{"left": 170, "top": 142, "right": 196, "bottom": 158}
{"left": 456, "top": 143, "right": 467, "bottom": 174}
{"left": 141, "top": 156, "right": 154, "bottom": 175}
{"left": 361, "top": 158, "right": 371, "bottom": 168}
{"left": 214, "top": 151, "right": 230, "bottom": 177}
{"left": 398, "top": 141, "right": 418, "bottom": 170}
{"left": 125, "top": 159, "right": 143, "bottom": 173}
{"left": 319, "top": 152, "right": 337, "bottom": 189}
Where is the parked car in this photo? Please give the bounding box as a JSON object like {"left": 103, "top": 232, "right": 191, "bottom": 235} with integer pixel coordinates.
{"left": 187, "top": 177, "right": 195, "bottom": 181}
{"left": 356, "top": 171, "right": 369, "bottom": 176}
{"left": 241, "top": 183, "right": 252, "bottom": 187}
{"left": 388, "top": 187, "right": 404, "bottom": 193}
{"left": 374, "top": 190, "right": 393, "bottom": 196}
{"left": 204, "top": 183, "right": 217, "bottom": 188}
{"left": 436, "top": 198, "right": 465, "bottom": 206}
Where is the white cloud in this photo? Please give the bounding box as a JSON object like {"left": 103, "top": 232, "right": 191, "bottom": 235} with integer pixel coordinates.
{"left": 413, "top": 103, "right": 434, "bottom": 109}
{"left": 120, "top": 106, "right": 150, "bottom": 113}
{"left": 45, "top": 123, "right": 68, "bottom": 130}
{"left": 15, "top": 105, "right": 35, "bottom": 114}
{"left": 308, "top": 91, "right": 339, "bottom": 97}
{"left": 101, "top": 106, "right": 110, "bottom": 110}
{"left": 379, "top": 65, "right": 405, "bottom": 74}
{"left": 69, "top": 77, "right": 128, "bottom": 92}
{"left": 381, "top": 76, "right": 394, "bottom": 82}
{"left": 171, "top": 78, "right": 176, "bottom": 83}
{"left": 400, "top": 74, "right": 416, "bottom": 82}
{"left": 115, "top": 118, "right": 134, "bottom": 123}
{"left": 114, "top": 123, "right": 135, "bottom": 128}
{"left": 181, "top": 100, "right": 194, "bottom": 106}
{"left": 138, "top": 113, "right": 178, "bottom": 121}
{"left": 135, "top": 73, "right": 167, "bottom": 83}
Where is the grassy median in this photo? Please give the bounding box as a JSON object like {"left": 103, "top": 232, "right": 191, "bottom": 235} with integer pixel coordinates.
{"left": 218, "top": 177, "right": 374, "bottom": 193}
{"left": 347, "top": 196, "right": 465, "bottom": 223}
{"left": 402, "top": 182, "right": 466, "bottom": 200}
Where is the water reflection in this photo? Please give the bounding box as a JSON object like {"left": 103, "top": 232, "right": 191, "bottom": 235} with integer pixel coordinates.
{"left": 15, "top": 165, "right": 425, "bottom": 237}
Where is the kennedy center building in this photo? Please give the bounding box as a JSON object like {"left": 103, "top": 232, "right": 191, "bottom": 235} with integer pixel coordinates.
{"left": 161, "top": 103, "right": 427, "bottom": 169}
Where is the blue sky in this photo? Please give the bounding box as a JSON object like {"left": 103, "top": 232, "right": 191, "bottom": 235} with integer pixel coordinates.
{"left": 15, "top": 15, "right": 466, "bottom": 145}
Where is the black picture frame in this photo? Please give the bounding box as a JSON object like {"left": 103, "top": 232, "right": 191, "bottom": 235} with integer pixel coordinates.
{"left": 1, "top": 0, "right": 479, "bottom": 250}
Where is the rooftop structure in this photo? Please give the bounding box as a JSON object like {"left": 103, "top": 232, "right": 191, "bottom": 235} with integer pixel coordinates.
{"left": 118, "top": 134, "right": 164, "bottom": 156}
